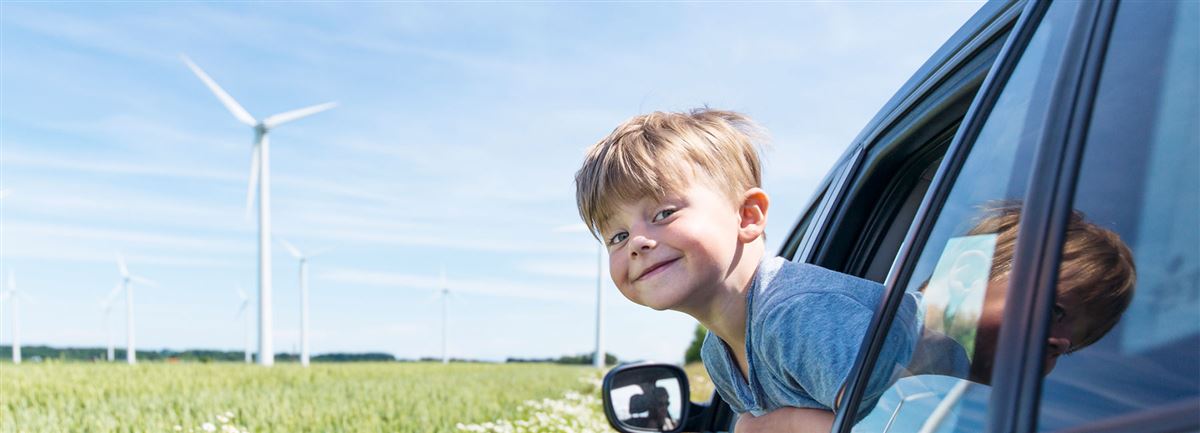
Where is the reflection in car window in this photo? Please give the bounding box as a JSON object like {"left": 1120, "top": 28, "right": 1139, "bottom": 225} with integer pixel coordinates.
{"left": 1036, "top": 1, "right": 1199, "bottom": 430}
{"left": 851, "top": 2, "right": 1085, "bottom": 431}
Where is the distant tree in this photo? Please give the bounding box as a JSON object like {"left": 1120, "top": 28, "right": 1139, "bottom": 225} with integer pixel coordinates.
{"left": 684, "top": 323, "right": 706, "bottom": 364}
{"left": 505, "top": 352, "right": 618, "bottom": 366}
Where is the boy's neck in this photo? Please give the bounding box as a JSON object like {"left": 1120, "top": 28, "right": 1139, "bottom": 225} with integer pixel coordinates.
{"left": 680, "top": 240, "right": 765, "bottom": 348}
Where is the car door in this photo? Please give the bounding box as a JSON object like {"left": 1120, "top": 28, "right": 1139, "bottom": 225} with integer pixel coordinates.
{"left": 834, "top": 0, "right": 1200, "bottom": 432}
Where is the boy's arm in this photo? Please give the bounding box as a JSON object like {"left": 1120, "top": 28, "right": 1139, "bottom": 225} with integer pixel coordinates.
{"left": 734, "top": 407, "right": 834, "bottom": 433}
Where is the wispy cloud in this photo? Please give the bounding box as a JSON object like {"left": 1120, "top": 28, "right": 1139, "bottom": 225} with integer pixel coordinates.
{"left": 319, "top": 267, "right": 590, "bottom": 303}
{"left": 516, "top": 259, "right": 598, "bottom": 280}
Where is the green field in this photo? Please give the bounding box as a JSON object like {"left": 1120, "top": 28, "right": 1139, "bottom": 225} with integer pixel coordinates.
{"left": 0, "top": 362, "right": 609, "bottom": 433}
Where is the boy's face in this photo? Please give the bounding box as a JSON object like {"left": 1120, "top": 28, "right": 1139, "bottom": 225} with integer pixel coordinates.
{"left": 601, "top": 180, "right": 745, "bottom": 312}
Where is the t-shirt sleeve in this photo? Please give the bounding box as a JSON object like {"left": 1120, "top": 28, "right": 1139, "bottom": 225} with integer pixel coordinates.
{"left": 756, "top": 292, "right": 876, "bottom": 410}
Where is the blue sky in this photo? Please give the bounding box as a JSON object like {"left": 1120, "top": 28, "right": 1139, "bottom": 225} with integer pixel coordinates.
{"left": 0, "top": 2, "right": 982, "bottom": 363}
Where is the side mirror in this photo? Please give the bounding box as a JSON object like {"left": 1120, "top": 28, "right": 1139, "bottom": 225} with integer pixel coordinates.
{"left": 602, "top": 362, "right": 690, "bottom": 433}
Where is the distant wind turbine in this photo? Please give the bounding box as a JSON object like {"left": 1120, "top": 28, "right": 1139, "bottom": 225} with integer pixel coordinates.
{"left": 0, "top": 287, "right": 7, "bottom": 359}
{"left": 439, "top": 267, "right": 453, "bottom": 365}
{"left": 279, "top": 239, "right": 328, "bottom": 367}
{"left": 101, "top": 284, "right": 122, "bottom": 362}
{"left": 116, "top": 254, "right": 157, "bottom": 365}
{"left": 236, "top": 286, "right": 252, "bottom": 364}
{"left": 3, "top": 272, "right": 29, "bottom": 364}
{"left": 554, "top": 223, "right": 606, "bottom": 368}
{"left": 182, "top": 54, "right": 337, "bottom": 367}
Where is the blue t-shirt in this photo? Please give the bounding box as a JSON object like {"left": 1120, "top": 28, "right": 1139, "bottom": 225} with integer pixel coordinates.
{"left": 700, "top": 256, "right": 923, "bottom": 420}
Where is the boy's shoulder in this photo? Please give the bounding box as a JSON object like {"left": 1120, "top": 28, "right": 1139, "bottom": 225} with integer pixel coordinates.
{"left": 752, "top": 257, "right": 886, "bottom": 318}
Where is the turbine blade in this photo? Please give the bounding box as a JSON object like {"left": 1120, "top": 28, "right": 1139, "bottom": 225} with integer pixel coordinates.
{"left": 245, "top": 144, "right": 260, "bottom": 221}
{"left": 262, "top": 102, "right": 337, "bottom": 129}
{"left": 105, "top": 283, "right": 123, "bottom": 303}
{"left": 116, "top": 253, "right": 129, "bottom": 278}
{"left": 236, "top": 286, "right": 248, "bottom": 301}
{"left": 131, "top": 275, "right": 158, "bottom": 288}
{"left": 180, "top": 54, "right": 257, "bottom": 127}
{"left": 279, "top": 239, "right": 302, "bottom": 259}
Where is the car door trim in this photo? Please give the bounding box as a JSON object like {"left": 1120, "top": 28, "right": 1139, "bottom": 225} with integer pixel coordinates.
{"left": 830, "top": 0, "right": 1050, "bottom": 430}
{"left": 987, "top": 0, "right": 1118, "bottom": 431}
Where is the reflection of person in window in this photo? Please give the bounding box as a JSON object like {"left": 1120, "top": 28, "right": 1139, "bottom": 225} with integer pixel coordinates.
{"left": 910, "top": 203, "right": 1137, "bottom": 384}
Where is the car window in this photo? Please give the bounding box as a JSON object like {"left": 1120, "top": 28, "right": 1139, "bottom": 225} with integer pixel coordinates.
{"left": 849, "top": 1, "right": 1085, "bottom": 431}
{"left": 781, "top": 184, "right": 829, "bottom": 261}
{"left": 1035, "top": 1, "right": 1199, "bottom": 430}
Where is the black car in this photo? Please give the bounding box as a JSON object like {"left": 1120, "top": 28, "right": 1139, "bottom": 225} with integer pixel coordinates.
{"left": 601, "top": 0, "right": 1199, "bottom": 432}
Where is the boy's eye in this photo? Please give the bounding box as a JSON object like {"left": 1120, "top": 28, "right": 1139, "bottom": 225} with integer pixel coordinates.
{"left": 653, "top": 209, "right": 676, "bottom": 222}
{"left": 608, "top": 232, "right": 628, "bottom": 245}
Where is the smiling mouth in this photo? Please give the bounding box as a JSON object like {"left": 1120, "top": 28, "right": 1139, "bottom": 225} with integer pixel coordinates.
{"left": 635, "top": 258, "right": 679, "bottom": 282}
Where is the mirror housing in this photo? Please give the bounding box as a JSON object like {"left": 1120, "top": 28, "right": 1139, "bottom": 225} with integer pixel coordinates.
{"left": 602, "top": 362, "right": 690, "bottom": 433}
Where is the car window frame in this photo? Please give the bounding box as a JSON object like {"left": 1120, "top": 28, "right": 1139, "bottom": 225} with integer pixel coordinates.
{"left": 829, "top": 0, "right": 1053, "bottom": 430}
{"left": 1030, "top": 0, "right": 1200, "bottom": 429}
{"left": 985, "top": 0, "right": 1116, "bottom": 430}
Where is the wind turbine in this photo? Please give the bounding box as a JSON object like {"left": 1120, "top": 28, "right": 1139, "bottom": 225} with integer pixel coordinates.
{"left": 236, "top": 286, "right": 252, "bottom": 364}
{"left": 100, "top": 284, "right": 121, "bottom": 362}
{"left": 279, "top": 239, "right": 328, "bottom": 367}
{"left": 116, "top": 254, "right": 157, "bottom": 365}
{"left": 3, "top": 272, "right": 28, "bottom": 364}
{"left": 182, "top": 54, "right": 337, "bottom": 367}
{"left": 554, "top": 223, "right": 606, "bottom": 368}
{"left": 0, "top": 288, "right": 7, "bottom": 358}
{"left": 439, "top": 266, "right": 452, "bottom": 365}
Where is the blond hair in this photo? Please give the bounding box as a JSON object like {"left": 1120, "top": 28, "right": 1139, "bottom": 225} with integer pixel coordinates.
{"left": 574, "top": 108, "right": 765, "bottom": 238}
{"left": 968, "top": 202, "right": 1137, "bottom": 351}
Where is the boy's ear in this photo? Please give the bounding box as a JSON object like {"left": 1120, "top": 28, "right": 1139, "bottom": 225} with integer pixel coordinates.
{"left": 738, "top": 188, "right": 769, "bottom": 243}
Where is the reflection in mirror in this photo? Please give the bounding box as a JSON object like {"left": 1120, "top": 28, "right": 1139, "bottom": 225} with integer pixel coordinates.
{"left": 609, "top": 367, "right": 683, "bottom": 432}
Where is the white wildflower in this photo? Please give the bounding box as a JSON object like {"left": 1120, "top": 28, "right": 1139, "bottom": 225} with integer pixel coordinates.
{"left": 202, "top": 423, "right": 217, "bottom": 432}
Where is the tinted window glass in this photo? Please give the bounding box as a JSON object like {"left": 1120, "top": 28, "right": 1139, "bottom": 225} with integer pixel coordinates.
{"left": 851, "top": 2, "right": 1084, "bottom": 431}
{"left": 1036, "top": 1, "right": 1199, "bottom": 430}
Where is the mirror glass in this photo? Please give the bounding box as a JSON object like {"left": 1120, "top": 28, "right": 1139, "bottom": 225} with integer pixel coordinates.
{"left": 608, "top": 367, "right": 684, "bottom": 432}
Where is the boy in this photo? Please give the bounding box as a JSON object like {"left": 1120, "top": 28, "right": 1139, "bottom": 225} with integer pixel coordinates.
{"left": 574, "top": 109, "right": 923, "bottom": 431}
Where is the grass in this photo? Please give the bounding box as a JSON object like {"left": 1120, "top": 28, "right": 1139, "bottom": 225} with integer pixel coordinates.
{"left": 683, "top": 363, "right": 714, "bottom": 404}
{"left": 0, "top": 362, "right": 603, "bottom": 433}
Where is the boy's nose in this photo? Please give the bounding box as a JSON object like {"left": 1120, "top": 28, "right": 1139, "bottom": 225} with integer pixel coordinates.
{"left": 629, "top": 236, "right": 656, "bottom": 256}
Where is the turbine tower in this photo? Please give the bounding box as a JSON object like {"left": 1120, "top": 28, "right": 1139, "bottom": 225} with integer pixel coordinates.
{"left": 236, "top": 287, "right": 252, "bottom": 363}
{"left": 4, "top": 272, "right": 25, "bottom": 364}
{"left": 593, "top": 242, "right": 604, "bottom": 368}
{"left": 0, "top": 288, "right": 7, "bottom": 359}
{"left": 552, "top": 223, "right": 607, "bottom": 369}
{"left": 182, "top": 55, "right": 337, "bottom": 367}
{"left": 116, "top": 254, "right": 157, "bottom": 365}
{"left": 440, "top": 267, "right": 450, "bottom": 365}
{"left": 280, "top": 239, "right": 327, "bottom": 367}
{"left": 101, "top": 284, "right": 121, "bottom": 362}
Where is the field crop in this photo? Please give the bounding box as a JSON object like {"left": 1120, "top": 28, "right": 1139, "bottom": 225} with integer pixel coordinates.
{"left": 0, "top": 362, "right": 607, "bottom": 433}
